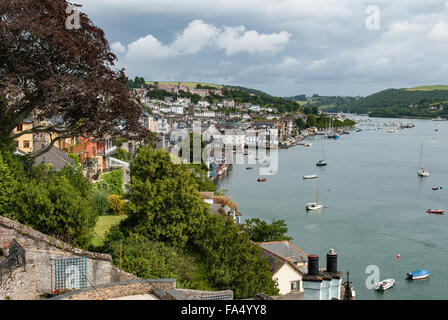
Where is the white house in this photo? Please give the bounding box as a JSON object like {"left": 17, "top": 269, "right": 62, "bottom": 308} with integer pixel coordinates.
{"left": 223, "top": 99, "right": 235, "bottom": 108}
{"left": 171, "top": 106, "right": 184, "bottom": 115}
{"left": 198, "top": 100, "right": 210, "bottom": 108}
{"left": 257, "top": 241, "right": 308, "bottom": 295}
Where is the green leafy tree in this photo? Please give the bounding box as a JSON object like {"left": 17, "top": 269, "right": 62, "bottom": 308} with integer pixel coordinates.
{"left": 115, "top": 147, "right": 209, "bottom": 247}
{"left": 192, "top": 215, "right": 279, "bottom": 298}
{"left": 91, "top": 185, "right": 109, "bottom": 216}
{"left": 104, "top": 233, "right": 203, "bottom": 288}
{"left": 100, "top": 169, "right": 124, "bottom": 195}
{"left": 243, "top": 218, "right": 292, "bottom": 243}
{"left": 306, "top": 114, "right": 317, "bottom": 127}
{"left": 12, "top": 170, "right": 97, "bottom": 247}
{"left": 114, "top": 148, "right": 131, "bottom": 162}
{"left": 0, "top": 154, "right": 20, "bottom": 216}
{"left": 295, "top": 117, "right": 306, "bottom": 130}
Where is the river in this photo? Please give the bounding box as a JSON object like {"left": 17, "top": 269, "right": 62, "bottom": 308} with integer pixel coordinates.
{"left": 216, "top": 118, "right": 448, "bottom": 300}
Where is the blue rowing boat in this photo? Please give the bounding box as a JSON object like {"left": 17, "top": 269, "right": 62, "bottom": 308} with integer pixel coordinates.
{"left": 406, "top": 270, "right": 430, "bottom": 280}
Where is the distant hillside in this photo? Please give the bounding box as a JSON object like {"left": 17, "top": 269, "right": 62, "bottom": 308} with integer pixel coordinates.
{"left": 327, "top": 88, "right": 448, "bottom": 118}
{"left": 225, "top": 85, "right": 271, "bottom": 97}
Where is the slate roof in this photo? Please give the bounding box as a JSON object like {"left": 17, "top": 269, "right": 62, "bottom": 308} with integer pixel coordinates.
{"left": 258, "top": 241, "right": 308, "bottom": 275}
{"left": 33, "top": 141, "right": 75, "bottom": 171}
{"left": 209, "top": 203, "right": 222, "bottom": 214}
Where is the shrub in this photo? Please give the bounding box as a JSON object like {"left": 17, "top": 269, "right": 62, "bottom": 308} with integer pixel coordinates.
{"left": 92, "top": 187, "right": 109, "bottom": 216}
{"left": 114, "top": 148, "right": 131, "bottom": 162}
{"left": 100, "top": 169, "right": 123, "bottom": 195}
{"left": 68, "top": 153, "right": 80, "bottom": 169}
{"left": 108, "top": 195, "right": 125, "bottom": 216}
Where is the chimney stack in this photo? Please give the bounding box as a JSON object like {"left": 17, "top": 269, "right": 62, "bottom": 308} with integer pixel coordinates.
{"left": 308, "top": 255, "right": 319, "bottom": 276}
{"left": 326, "top": 249, "right": 337, "bottom": 273}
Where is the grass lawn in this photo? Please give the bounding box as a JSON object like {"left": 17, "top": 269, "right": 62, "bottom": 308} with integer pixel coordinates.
{"left": 92, "top": 215, "right": 127, "bottom": 247}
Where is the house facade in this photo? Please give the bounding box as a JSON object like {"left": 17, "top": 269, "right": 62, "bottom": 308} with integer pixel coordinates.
{"left": 257, "top": 241, "right": 308, "bottom": 295}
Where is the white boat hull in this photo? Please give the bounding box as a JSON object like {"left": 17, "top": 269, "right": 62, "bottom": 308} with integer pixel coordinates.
{"left": 410, "top": 274, "right": 430, "bottom": 280}
{"left": 376, "top": 279, "right": 395, "bottom": 291}
{"left": 418, "top": 169, "right": 429, "bottom": 177}
{"left": 306, "top": 203, "right": 323, "bottom": 210}
{"left": 303, "top": 175, "right": 318, "bottom": 179}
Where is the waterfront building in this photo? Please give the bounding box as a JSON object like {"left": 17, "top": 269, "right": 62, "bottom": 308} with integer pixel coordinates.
{"left": 257, "top": 241, "right": 308, "bottom": 295}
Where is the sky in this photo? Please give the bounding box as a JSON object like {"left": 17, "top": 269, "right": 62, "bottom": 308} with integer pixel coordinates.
{"left": 79, "top": 0, "right": 448, "bottom": 97}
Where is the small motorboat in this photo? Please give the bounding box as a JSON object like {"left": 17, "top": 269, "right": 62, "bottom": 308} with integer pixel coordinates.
{"left": 427, "top": 209, "right": 444, "bottom": 214}
{"left": 432, "top": 187, "right": 439, "bottom": 191}
{"left": 304, "top": 142, "right": 312, "bottom": 147}
{"left": 303, "top": 175, "right": 318, "bottom": 180}
{"left": 246, "top": 166, "right": 253, "bottom": 170}
{"left": 257, "top": 178, "right": 267, "bottom": 182}
{"left": 375, "top": 279, "right": 395, "bottom": 291}
{"left": 316, "top": 160, "right": 327, "bottom": 167}
{"left": 406, "top": 270, "right": 430, "bottom": 280}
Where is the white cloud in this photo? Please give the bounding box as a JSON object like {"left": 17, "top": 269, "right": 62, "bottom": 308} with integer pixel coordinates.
{"left": 171, "top": 20, "right": 220, "bottom": 55}
{"left": 370, "top": 57, "right": 391, "bottom": 66}
{"left": 123, "top": 20, "right": 290, "bottom": 61}
{"left": 216, "top": 26, "right": 290, "bottom": 56}
{"left": 81, "top": 0, "right": 448, "bottom": 96}
{"left": 111, "top": 41, "right": 127, "bottom": 54}
{"left": 427, "top": 22, "right": 448, "bottom": 40}
{"left": 381, "top": 21, "right": 427, "bottom": 41}
{"left": 126, "top": 35, "right": 171, "bottom": 61}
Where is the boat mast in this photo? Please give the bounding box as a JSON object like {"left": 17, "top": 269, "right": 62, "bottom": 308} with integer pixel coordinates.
{"left": 419, "top": 141, "right": 423, "bottom": 170}
{"left": 316, "top": 184, "right": 319, "bottom": 203}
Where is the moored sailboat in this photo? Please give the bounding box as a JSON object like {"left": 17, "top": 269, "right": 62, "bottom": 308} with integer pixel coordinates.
{"left": 417, "top": 142, "right": 429, "bottom": 177}
{"left": 316, "top": 145, "right": 327, "bottom": 167}
{"left": 306, "top": 184, "right": 323, "bottom": 210}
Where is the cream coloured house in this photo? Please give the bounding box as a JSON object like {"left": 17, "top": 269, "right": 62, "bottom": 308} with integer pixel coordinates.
{"left": 257, "top": 241, "right": 308, "bottom": 295}
{"left": 13, "top": 120, "right": 34, "bottom": 153}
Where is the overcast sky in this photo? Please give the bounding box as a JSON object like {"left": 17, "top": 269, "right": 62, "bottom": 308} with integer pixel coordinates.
{"left": 80, "top": 0, "right": 448, "bottom": 97}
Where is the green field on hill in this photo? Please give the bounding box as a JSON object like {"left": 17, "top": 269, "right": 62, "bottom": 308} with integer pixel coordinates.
{"left": 146, "top": 81, "right": 223, "bottom": 89}
{"left": 407, "top": 85, "right": 448, "bottom": 91}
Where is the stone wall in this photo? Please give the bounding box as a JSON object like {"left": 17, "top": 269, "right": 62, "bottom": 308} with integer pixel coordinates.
{"left": 165, "top": 288, "right": 234, "bottom": 300}
{"left": 50, "top": 279, "right": 176, "bottom": 300}
{"left": 0, "top": 215, "right": 137, "bottom": 300}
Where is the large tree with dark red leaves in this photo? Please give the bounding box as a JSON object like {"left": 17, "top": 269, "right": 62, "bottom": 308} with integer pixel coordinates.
{"left": 0, "top": 0, "right": 145, "bottom": 156}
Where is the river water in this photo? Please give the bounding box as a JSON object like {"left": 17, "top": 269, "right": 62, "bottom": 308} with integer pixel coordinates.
{"left": 216, "top": 118, "right": 448, "bottom": 300}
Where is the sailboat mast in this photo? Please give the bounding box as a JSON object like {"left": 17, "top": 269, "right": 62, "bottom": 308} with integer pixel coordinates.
{"left": 419, "top": 141, "right": 423, "bottom": 169}
{"left": 316, "top": 184, "right": 319, "bottom": 203}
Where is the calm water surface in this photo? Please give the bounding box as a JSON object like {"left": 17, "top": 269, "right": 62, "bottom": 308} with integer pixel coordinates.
{"left": 216, "top": 118, "right": 448, "bottom": 300}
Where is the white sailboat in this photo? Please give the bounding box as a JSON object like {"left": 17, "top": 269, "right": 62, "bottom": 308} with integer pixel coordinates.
{"left": 417, "top": 142, "right": 429, "bottom": 177}
{"left": 306, "top": 184, "right": 323, "bottom": 210}
{"left": 316, "top": 144, "right": 327, "bottom": 167}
